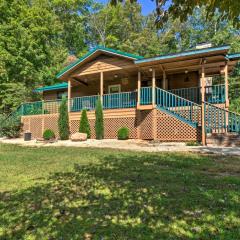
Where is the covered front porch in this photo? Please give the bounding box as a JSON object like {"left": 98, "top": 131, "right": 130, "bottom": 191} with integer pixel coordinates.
{"left": 29, "top": 64, "right": 228, "bottom": 116}
{"left": 39, "top": 45, "right": 231, "bottom": 114}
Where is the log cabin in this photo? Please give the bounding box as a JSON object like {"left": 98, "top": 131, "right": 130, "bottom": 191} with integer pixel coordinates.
{"left": 17, "top": 44, "right": 240, "bottom": 144}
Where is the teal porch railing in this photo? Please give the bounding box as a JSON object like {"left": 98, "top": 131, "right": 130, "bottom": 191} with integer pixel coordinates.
{"left": 103, "top": 91, "right": 137, "bottom": 109}
{"left": 169, "top": 87, "right": 201, "bottom": 103}
{"left": 204, "top": 102, "right": 240, "bottom": 133}
{"left": 140, "top": 87, "right": 152, "bottom": 105}
{"left": 156, "top": 87, "right": 201, "bottom": 127}
{"left": 22, "top": 100, "right": 62, "bottom": 115}
{"left": 21, "top": 101, "right": 43, "bottom": 115}
{"left": 169, "top": 84, "right": 225, "bottom": 104}
{"left": 205, "top": 84, "right": 225, "bottom": 104}
{"left": 229, "top": 112, "right": 240, "bottom": 133}
{"left": 71, "top": 95, "right": 98, "bottom": 112}
{"left": 43, "top": 99, "right": 62, "bottom": 114}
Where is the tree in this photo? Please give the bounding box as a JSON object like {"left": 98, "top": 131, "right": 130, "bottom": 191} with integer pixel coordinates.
{"left": 0, "top": 83, "right": 27, "bottom": 113}
{"left": 79, "top": 109, "right": 91, "bottom": 138}
{"left": 95, "top": 98, "right": 104, "bottom": 140}
{"left": 110, "top": 0, "right": 240, "bottom": 28}
{"left": 0, "top": 0, "right": 94, "bottom": 113}
{"left": 0, "top": 0, "right": 68, "bottom": 112}
{"left": 50, "top": 0, "right": 93, "bottom": 56}
{"left": 58, "top": 97, "right": 69, "bottom": 140}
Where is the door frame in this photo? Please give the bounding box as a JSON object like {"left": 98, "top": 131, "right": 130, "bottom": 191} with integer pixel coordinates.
{"left": 108, "top": 84, "right": 121, "bottom": 93}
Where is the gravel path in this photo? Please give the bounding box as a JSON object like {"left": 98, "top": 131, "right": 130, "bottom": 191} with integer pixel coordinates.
{"left": 1, "top": 138, "right": 240, "bottom": 156}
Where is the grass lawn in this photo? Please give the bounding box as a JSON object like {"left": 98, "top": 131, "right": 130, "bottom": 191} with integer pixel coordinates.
{"left": 0, "top": 144, "right": 240, "bottom": 239}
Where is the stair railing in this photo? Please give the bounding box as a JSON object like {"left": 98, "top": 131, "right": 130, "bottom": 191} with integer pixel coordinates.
{"left": 155, "top": 87, "right": 201, "bottom": 126}
{"left": 204, "top": 102, "right": 240, "bottom": 134}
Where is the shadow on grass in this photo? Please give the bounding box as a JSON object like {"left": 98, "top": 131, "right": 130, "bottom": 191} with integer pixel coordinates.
{"left": 0, "top": 153, "right": 240, "bottom": 239}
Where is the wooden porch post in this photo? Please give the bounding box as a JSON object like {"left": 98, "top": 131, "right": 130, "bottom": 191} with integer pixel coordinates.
{"left": 163, "top": 70, "right": 167, "bottom": 90}
{"left": 100, "top": 71, "right": 104, "bottom": 102}
{"left": 68, "top": 79, "right": 71, "bottom": 112}
{"left": 224, "top": 62, "right": 229, "bottom": 108}
{"left": 152, "top": 68, "right": 156, "bottom": 106}
{"left": 137, "top": 70, "right": 141, "bottom": 106}
{"left": 201, "top": 65, "right": 206, "bottom": 145}
{"left": 224, "top": 62, "right": 229, "bottom": 132}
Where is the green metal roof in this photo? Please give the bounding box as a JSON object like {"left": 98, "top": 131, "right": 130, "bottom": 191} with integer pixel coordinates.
{"left": 56, "top": 46, "right": 144, "bottom": 79}
{"left": 56, "top": 45, "right": 232, "bottom": 79}
{"left": 227, "top": 53, "right": 240, "bottom": 60}
{"left": 34, "top": 83, "right": 68, "bottom": 92}
{"left": 135, "top": 45, "right": 230, "bottom": 64}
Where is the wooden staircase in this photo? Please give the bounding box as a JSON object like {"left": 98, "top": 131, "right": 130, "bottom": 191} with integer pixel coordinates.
{"left": 155, "top": 87, "right": 201, "bottom": 128}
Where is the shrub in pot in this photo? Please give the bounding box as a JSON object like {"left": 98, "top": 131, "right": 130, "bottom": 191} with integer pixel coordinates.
{"left": 43, "top": 129, "right": 55, "bottom": 140}
{"left": 117, "top": 127, "right": 129, "bottom": 140}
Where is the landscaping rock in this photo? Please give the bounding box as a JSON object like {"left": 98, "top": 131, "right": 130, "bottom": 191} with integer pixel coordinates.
{"left": 71, "top": 132, "right": 87, "bottom": 141}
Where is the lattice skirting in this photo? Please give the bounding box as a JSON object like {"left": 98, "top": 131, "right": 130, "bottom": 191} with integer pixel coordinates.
{"left": 70, "top": 118, "right": 137, "bottom": 139}
{"left": 154, "top": 109, "right": 201, "bottom": 142}
{"left": 22, "top": 114, "right": 59, "bottom": 139}
{"left": 21, "top": 108, "right": 201, "bottom": 142}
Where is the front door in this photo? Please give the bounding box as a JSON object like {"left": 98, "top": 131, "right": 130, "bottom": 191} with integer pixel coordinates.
{"left": 108, "top": 84, "right": 121, "bottom": 108}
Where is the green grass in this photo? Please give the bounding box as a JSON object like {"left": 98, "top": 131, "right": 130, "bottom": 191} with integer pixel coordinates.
{"left": 0, "top": 144, "right": 240, "bottom": 239}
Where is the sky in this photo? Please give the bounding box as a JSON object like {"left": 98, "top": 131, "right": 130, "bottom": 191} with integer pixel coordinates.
{"left": 97, "top": 0, "right": 156, "bottom": 15}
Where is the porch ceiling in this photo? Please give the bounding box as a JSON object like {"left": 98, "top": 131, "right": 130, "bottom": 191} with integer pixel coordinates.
{"left": 72, "top": 68, "right": 138, "bottom": 86}
{"left": 139, "top": 54, "right": 235, "bottom": 76}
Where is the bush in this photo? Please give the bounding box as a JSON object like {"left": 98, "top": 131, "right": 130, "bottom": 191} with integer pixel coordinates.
{"left": 58, "top": 97, "right": 69, "bottom": 140}
{"left": 95, "top": 98, "right": 104, "bottom": 139}
{"left": 0, "top": 114, "right": 6, "bottom": 137}
{"left": 0, "top": 116, "right": 22, "bottom": 138}
{"left": 117, "top": 127, "right": 129, "bottom": 140}
{"left": 79, "top": 109, "right": 91, "bottom": 138}
{"left": 43, "top": 129, "right": 55, "bottom": 140}
{"left": 186, "top": 141, "right": 200, "bottom": 146}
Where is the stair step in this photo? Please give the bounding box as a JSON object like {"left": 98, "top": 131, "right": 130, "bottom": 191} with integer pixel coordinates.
{"left": 207, "top": 133, "right": 240, "bottom": 146}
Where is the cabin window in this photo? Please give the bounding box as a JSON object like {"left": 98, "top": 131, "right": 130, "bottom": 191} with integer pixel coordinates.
{"left": 108, "top": 84, "right": 121, "bottom": 93}
{"left": 57, "top": 91, "right": 68, "bottom": 100}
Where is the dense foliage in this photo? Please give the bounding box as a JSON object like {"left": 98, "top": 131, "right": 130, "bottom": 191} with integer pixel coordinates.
{"left": 0, "top": 0, "right": 91, "bottom": 113}
{"left": 111, "top": 0, "right": 240, "bottom": 28}
{"left": 95, "top": 98, "right": 104, "bottom": 140}
{"left": 117, "top": 127, "right": 129, "bottom": 140}
{"left": 43, "top": 129, "right": 55, "bottom": 140}
{"left": 79, "top": 109, "right": 91, "bottom": 138}
{"left": 58, "top": 97, "right": 69, "bottom": 140}
{"left": 0, "top": 116, "right": 22, "bottom": 138}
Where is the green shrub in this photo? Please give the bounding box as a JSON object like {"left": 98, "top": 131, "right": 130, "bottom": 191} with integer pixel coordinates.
{"left": 79, "top": 109, "right": 91, "bottom": 138}
{"left": 0, "top": 114, "right": 6, "bottom": 137}
{"left": 0, "top": 116, "right": 22, "bottom": 138}
{"left": 95, "top": 98, "right": 104, "bottom": 140}
{"left": 117, "top": 127, "right": 129, "bottom": 140}
{"left": 43, "top": 129, "right": 55, "bottom": 140}
{"left": 58, "top": 97, "right": 69, "bottom": 140}
{"left": 186, "top": 141, "right": 200, "bottom": 146}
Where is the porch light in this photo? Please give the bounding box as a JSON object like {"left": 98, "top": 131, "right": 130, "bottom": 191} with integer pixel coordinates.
{"left": 185, "top": 70, "right": 188, "bottom": 74}
{"left": 114, "top": 74, "right": 118, "bottom": 78}
{"left": 220, "top": 66, "right": 225, "bottom": 74}
{"left": 149, "top": 68, "right": 152, "bottom": 72}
